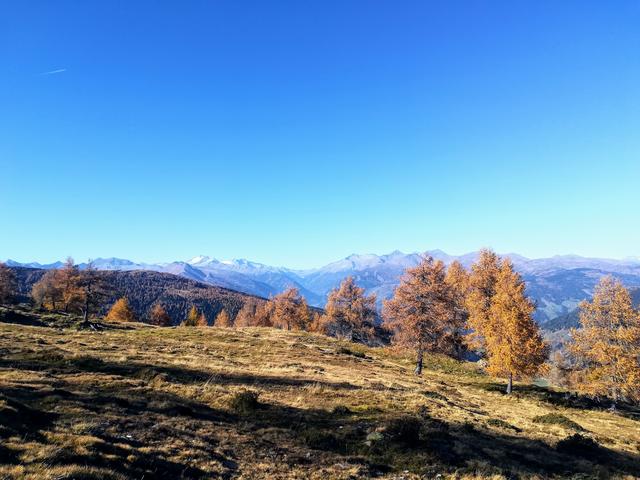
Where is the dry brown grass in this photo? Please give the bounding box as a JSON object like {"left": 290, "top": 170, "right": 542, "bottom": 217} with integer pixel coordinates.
{"left": 0, "top": 307, "right": 639, "bottom": 479}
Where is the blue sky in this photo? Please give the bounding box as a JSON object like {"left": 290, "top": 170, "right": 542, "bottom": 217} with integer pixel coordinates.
{"left": 1, "top": 1, "right": 639, "bottom": 268}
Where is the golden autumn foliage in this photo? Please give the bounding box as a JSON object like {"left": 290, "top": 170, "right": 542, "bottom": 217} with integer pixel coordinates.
{"left": 270, "top": 287, "right": 311, "bottom": 331}
{"left": 30, "top": 258, "right": 87, "bottom": 314}
{"left": 31, "top": 270, "right": 63, "bottom": 310}
{"left": 445, "top": 260, "right": 469, "bottom": 310}
{"left": 383, "top": 257, "right": 466, "bottom": 375}
{"left": 182, "top": 306, "right": 201, "bottom": 327}
{"left": 196, "top": 311, "right": 209, "bottom": 327}
{"left": 105, "top": 297, "right": 136, "bottom": 323}
{"left": 59, "top": 257, "right": 84, "bottom": 313}
{"left": 484, "top": 259, "right": 548, "bottom": 392}
{"left": 233, "top": 300, "right": 260, "bottom": 327}
{"left": 149, "top": 303, "right": 172, "bottom": 327}
{"left": 320, "top": 276, "right": 377, "bottom": 342}
{"left": 215, "top": 309, "right": 232, "bottom": 328}
{"left": 0, "top": 263, "right": 17, "bottom": 305}
{"left": 252, "top": 301, "right": 275, "bottom": 327}
{"left": 570, "top": 276, "right": 640, "bottom": 405}
{"left": 445, "top": 259, "right": 470, "bottom": 345}
{"left": 465, "top": 249, "right": 501, "bottom": 351}
{"left": 309, "top": 311, "right": 323, "bottom": 333}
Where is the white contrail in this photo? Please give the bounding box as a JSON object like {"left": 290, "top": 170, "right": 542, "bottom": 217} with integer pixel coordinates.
{"left": 39, "top": 68, "right": 67, "bottom": 76}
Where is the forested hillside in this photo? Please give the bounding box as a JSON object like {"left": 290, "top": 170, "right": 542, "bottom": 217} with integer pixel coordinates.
{"left": 11, "top": 267, "right": 266, "bottom": 326}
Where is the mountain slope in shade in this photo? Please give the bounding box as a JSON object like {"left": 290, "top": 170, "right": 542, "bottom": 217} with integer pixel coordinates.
{"left": 545, "top": 287, "right": 640, "bottom": 331}
{"left": 6, "top": 259, "right": 64, "bottom": 269}
{"left": 7, "top": 251, "right": 640, "bottom": 323}
{"left": 10, "top": 267, "right": 266, "bottom": 326}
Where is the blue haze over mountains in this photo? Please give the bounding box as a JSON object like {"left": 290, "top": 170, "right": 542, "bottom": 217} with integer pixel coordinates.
{"left": 8, "top": 251, "right": 640, "bottom": 323}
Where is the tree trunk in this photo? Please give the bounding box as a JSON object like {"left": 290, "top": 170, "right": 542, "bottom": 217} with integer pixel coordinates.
{"left": 81, "top": 290, "right": 90, "bottom": 326}
{"left": 414, "top": 346, "right": 424, "bottom": 376}
{"left": 610, "top": 389, "right": 618, "bottom": 411}
{"left": 506, "top": 372, "right": 513, "bottom": 394}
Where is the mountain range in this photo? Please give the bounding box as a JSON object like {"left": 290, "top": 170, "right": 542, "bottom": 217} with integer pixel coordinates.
{"left": 7, "top": 250, "right": 640, "bottom": 323}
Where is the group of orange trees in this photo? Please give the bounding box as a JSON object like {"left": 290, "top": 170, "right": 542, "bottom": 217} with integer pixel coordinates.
{"left": 106, "top": 300, "right": 233, "bottom": 328}
{"left": 0, "top": 250, "right": 639, "bottom": 403}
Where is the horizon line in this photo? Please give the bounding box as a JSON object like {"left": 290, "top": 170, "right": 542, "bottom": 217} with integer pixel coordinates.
{"left": 5, "top": 249, "right": 640, "bottom": 271}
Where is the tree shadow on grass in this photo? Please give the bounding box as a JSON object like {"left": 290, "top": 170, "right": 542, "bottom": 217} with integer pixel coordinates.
{"left": 0, "top": 391, "right": 58, "bottom": 446}
{"left": 0, "top": 348, "right": 361, "bottom": 391}
{"left": 0, "top": 380, "right": 239, "bottom": 479}
{"left": 2, "top": 347, "right": 639, "bottom": 478}
{"left": 475, "top": 381, "right": 640, "bottom": 421}
{"left": 243, "top": 400, "right": 640, "bottom": 478}
{"left": 0, "top": 308, "right": 48, "bottom": 327}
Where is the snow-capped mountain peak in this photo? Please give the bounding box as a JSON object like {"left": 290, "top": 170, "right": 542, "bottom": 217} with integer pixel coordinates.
{"left": 187, "top": 255, "right": 214, "bottom": 266}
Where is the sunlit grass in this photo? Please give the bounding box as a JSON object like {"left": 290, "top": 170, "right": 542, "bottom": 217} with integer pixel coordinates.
{"left": 0, "top": 307, "right": 639, "bottom": 479}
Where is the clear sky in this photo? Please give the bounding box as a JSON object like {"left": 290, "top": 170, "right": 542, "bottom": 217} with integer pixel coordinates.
{"left": 1, "top": 1, "right": 639, "bottom": 269}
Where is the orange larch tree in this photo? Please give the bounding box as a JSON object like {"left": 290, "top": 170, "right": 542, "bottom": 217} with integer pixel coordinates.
{"left": 182, "top": 305, "right": 201, "bottom": 327}
{"left": 252, "top": 301, "right": 275, "bottom": 327}
{"left": 105, "top": 297, "right": 136, "bottom": 323}
{"left": 234, "top": 300, "right": 259, "bottom": 327}
{"left": 445, "top": 260, "right": 469, "bottom": 306}
{"left": 445, "top": 259, "right": 470, "bottom": 354}
{"left": 383, "top": 257, "right": 465, "bottom": 375}
{"left": 271, "top": 287, "right": 311, "bottom": 331}
{"left": 465, "top": 249, "right": 502, "bottom": 352}
{"left": 59, "top": 257, "right": 84, "bottom": 314}
{"left": 31, "top": 270, "right": 63, "bottom": 310}
{"left": 570, "top": 276, "right": 640, "bottom": 406}
{"left": 484, "top": 259, "right": 548, "bottom": 393}
{"left": 215, "top": 309, "right": 233, "bottom": 327}
{"left": 196, "top": 311, "right": 209, "bottom": 327}
{"left": 149, "top": 303, "right": 172, "bottom": 327}
{"left": 320, "top": 276, "right": 377, "bottom": 342}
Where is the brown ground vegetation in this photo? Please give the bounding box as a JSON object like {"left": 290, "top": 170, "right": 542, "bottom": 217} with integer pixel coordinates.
{"left": 0, "top": 305, "right": 639, "bottom": 479}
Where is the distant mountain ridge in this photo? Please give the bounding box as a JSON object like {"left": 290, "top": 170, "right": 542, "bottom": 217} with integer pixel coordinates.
{"left": 7, "top": 250, "right": 640, "bottom": 323}
{"left": 544, "top": 288, "right": 640, "bottom": 331}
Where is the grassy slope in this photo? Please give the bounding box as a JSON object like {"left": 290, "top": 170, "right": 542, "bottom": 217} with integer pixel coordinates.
{"left": 1, "top": 307, "right": 639, "bottom": 480}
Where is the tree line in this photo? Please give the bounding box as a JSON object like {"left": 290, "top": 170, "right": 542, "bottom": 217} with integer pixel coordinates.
{"left": 0, "top": 251, "right": 638, "bottom": 403}
{"left": 2, "top": 258, "right": 108, "bottom": 327}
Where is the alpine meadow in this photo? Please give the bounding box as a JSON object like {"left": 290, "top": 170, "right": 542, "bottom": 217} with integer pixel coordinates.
{"left": 2, "top": 2, "right": 640, "bottom": 479}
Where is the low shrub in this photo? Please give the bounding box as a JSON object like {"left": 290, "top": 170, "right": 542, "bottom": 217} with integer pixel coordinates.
{"left": 336, "top": 346, "right": 366, "bottom": 359}
{"left": 383, "top": 415, "right": 422, "bottom": 446}
{"left": 533, "top": 413, "right": 584, "bottom": 431}
{"left": 422, "top": 390, "right": 448, "bottom": 401}
{"left": 230, "top": 390, "right": 260, "bottom": 414}
{"left": 70, "top": 356, "right": 105, "bottom": 370}
{"left": 460, "top": 421, "right": 476, "bottom": 433}
{"left": 331, "top": 405, "right": 351, "bottom": 415}
{"left": 302, "top": 428, "right": 340, "bottom": 451}
{"left": 487, "top": 418, "right": 522, "bottom": 432}
{"left": 556, "top": 434, "right": 606, "bottom": 459}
